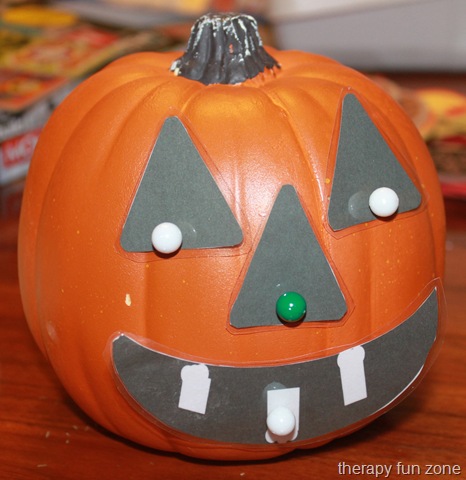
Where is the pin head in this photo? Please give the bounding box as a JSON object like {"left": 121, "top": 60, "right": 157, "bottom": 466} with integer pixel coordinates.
{"left": 276, "top": 292, "right": 307, "bottom": 323}
{"left": 266, "top": 406, "right": 296, "bottom": 437}
{"left": 369, "top": 187, "right": 399, "bottom": 218}
{"left": 151, "top": 222, "right": 183, "bottom": 254}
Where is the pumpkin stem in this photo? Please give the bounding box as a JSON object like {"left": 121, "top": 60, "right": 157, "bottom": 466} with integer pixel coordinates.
{"left": 171, "top": 13, "right": 280, "bottom": 85}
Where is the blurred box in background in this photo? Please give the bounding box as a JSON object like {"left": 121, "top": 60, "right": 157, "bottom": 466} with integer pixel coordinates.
{"left": 267, "top": 0, "right": 466, "bottom": 71}
{"left": 0, "top": 2, "right": 174, "bottom": 185}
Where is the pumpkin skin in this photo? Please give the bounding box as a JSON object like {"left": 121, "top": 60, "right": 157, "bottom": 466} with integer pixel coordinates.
{"left": 18, "top": 14, "right": 445, "bottom": 460}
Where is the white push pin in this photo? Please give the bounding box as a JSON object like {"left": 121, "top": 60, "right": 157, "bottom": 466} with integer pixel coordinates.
{"left": 265, "top": 387, "right": 300, "bottom": 443}
{"left": 337, "top": 345, "right": 368, "bottom": 406}
{"left": 369, "top": 187, "right": 399, "bottom": 218}
{"left": 267, "top": 406, "right": 296, "bottom": 437}
{"left": 151, "top": 222, "right": 183, "bottom": 254}
{"left": 178, "top": 364, "right": 211, "bottom": 414}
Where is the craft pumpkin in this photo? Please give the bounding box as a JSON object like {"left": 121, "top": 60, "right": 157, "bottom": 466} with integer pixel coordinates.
{"left": 18, "top": 14, "right": 445, "bottom": 461}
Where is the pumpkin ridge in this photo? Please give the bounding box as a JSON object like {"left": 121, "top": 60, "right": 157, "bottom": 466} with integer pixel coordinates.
{"left": 31, "top": 81, "right": 169, "bottom": 362}
{"left": 19, "top": 75, "right": 171, "bottom": 356}
{"left": 270, "top": 48, "right": 340, "bottom": 71}
{"left": 48, "top": 79, "right": 169, "bottom": 184}
{"left": 263, "top": 81, "right": 337, "bottom": 200}
{"left": 33, "top": 80, "right": 172, "bottom": 261}
{"left": 284, "top": 61, "right": 369, "bottom": 88}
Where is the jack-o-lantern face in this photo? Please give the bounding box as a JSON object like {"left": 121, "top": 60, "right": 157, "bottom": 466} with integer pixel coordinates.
{"left": 18, "top": 14, "right": 445, "bottom": 461}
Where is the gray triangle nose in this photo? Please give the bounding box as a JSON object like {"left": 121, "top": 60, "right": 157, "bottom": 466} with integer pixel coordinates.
{"left": 230, "top": 185, "right": 347, "bottom": 329}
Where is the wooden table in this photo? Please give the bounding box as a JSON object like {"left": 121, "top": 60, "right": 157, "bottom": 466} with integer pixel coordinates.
{"left": 1, "top": 82, "right": 465, "bottom": 480}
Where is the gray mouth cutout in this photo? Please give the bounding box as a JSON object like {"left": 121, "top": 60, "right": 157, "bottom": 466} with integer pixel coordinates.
{"left": 112, "top": 288, "right": 438, "bottom": 446}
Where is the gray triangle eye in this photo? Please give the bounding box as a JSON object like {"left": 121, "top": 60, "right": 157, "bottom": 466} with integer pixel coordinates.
{"left": 328, "top": 94, "right": 422, "bottom": 231}
{"left": 230, "top": 185, "right": 346, "bottom": 329}
{"left": 120, "top": 117, "right": 243, "bottom": 253}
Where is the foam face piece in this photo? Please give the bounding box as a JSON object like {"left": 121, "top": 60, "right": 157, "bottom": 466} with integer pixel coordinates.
{"left": 112, "top": 288, "right": 438, "bottom": 445}
{"left": 120, "top": 117, "right": 243, "bottom": 252}
{"left": 178, "top": 364, "right": 211, "bottom": 414}
{"left": 230, "top": 185, "right": 346, "bottom": 328}
{"left": 328, "top": 94, "right": 422, "bottom": 231}
{"left": 337, "top": 346, "right": 368, "bottom": 406}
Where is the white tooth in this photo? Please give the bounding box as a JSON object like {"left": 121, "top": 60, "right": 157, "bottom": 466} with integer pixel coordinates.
{"left": 178, "top": 364, "right": 211, "bottom": 414}
{"left": 337, "top": 345, "right": 368, "bottom": 406}
{"left": 265, "top": 387, "right": 300, "bottom": 443}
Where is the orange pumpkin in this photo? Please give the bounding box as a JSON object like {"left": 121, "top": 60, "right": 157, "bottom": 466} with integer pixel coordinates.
{"left": 18, "top": 13, "right": 445, "bottom": 460}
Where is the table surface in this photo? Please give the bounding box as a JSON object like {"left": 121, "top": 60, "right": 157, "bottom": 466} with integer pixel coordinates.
{"left": 1, "top": 74, "right": 465, "bottom": 480}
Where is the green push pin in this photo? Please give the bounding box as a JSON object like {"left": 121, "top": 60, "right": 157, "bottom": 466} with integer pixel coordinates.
{"left": 276, "top": 292, "right": 307, "bottom": 323}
